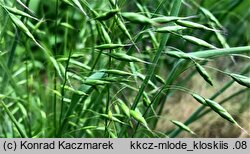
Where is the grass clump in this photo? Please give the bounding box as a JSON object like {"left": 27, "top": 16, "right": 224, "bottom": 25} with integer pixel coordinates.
{"left": 0, "top": 0, "right": 249, "bottom": 138}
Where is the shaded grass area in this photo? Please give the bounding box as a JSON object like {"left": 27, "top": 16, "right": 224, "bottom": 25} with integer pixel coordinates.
{"left": 0, "top": 0, "right": 249, "bottom": 138}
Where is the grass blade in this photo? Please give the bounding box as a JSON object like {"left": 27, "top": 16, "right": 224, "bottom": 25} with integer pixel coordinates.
{"left": 95, "top": 9, "right": 119, "bottom": 21}
{"left": 130, "top": 110, "right": 149, "bottom": 130}
{"left": 8, "top": 13, "right": 44, "bottom": 50}
{"left": 194, "top": 62, "right": 213, "bottom": 86}
{"left": 181, "top": 35, "right": 217, "bottom": 49}
{"left": 171, "top": 120, "right": 196, "bottom": 135}
{"left": 191, "top": 93, "right": 207, "bottom": 105}
{"left": 121, "top": 12, "right": 155, "bottom": 25}
{"left": 0, "top": 100, "right": 28, "bottom": 138}
{"left": 229, "top": 73, "right": 250, "bottom": 88}
{"left": 205, "top": 99, "right": 237, "bottom": 124}
{"left": 155, "top": 26, "right": 187, "bottom": 33}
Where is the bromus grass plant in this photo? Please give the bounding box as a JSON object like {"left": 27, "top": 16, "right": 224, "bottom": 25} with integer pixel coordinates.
{"left": 0, "top": 0, "right": 249, "bottom": 138}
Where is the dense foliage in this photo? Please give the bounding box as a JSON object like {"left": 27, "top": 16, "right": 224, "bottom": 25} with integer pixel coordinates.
{"left": 0, "top": 0, "right": 249, "bottom": 138}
